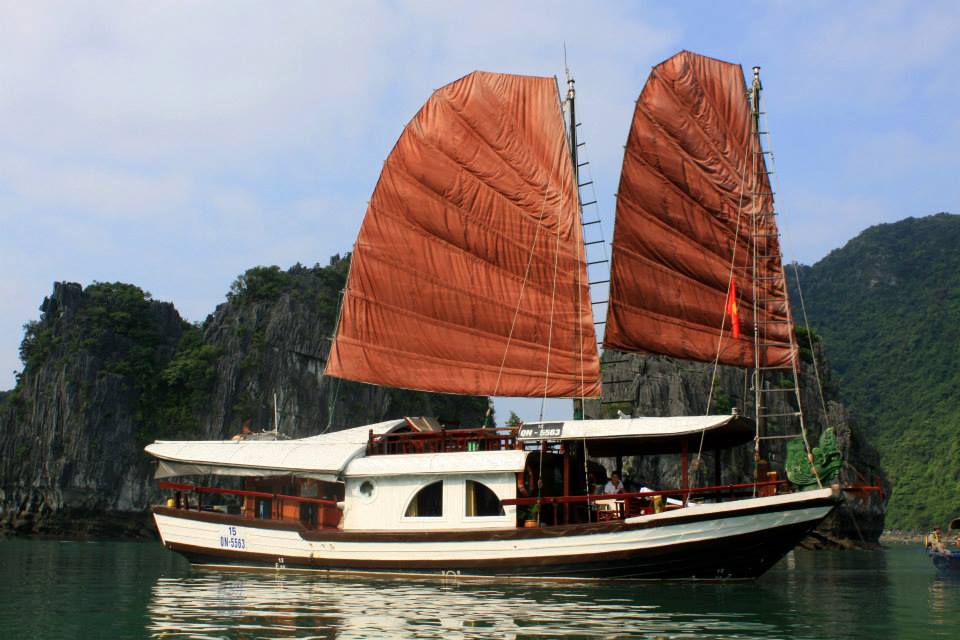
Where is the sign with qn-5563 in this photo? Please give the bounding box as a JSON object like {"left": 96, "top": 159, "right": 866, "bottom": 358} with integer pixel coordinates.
{"left": 518, "top": 422, "right": 564, "bottom": 440}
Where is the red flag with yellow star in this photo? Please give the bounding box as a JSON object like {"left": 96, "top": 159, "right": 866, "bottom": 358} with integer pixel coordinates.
{"left": 726, "top": 281, "right": 740, "bottom": 339}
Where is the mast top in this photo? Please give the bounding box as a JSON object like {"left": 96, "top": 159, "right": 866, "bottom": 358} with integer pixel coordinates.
{"left": 750, "top": 66, "right": 762, "bottom": 117}
{"left": 563, "top": 42, "right": 574, "bottom": 100}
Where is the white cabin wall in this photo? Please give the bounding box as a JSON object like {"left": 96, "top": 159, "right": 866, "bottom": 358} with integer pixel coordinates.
{"left": 342, "top": 473, "right": 516, "bottom": 531}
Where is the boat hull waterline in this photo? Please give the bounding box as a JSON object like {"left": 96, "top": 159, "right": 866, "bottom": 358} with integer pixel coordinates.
{"left": 154, "top": 488, "right": 836, "bottom": 581}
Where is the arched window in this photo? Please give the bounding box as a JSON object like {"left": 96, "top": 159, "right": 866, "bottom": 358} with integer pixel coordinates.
{"left": 404, "top": 481, "right": 443, "bottom": 517}
{"left": 465, "top": 480, "right": 504, "bottom": 517}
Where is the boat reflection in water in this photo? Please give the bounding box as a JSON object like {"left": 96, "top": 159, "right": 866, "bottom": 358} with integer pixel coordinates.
{"left": 147, "top": 569, "right": 801, "bottom": 639}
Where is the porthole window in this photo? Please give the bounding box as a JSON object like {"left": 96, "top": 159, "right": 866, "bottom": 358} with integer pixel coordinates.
{"left": 404, "top": 481, "right": 443, "bottom": 517}
{"left": 353, "top": 479, "right": 376, "bottom": 502}
{"left": 465, "top": 480, "right": 504, "bottom": 517}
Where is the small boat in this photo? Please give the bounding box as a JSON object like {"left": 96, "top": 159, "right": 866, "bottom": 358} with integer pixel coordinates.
{"left": 926, "top": 518, "right": 960, "bottom": 573}
{"left": 146, "top": 50, "right": 842, "bottom": 580}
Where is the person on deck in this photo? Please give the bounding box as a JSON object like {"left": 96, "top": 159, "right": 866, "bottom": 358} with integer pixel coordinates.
{"left": 603, "top": 472, "right": 625, "bottom": 494}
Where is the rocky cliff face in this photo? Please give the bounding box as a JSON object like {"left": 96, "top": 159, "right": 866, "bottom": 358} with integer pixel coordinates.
{"left": 587, "top": 344, "right": 887, "bottom": 546}
{"left": 0, "top": 258, "right": 487, "bottom": 536}
{"left": 0, "top": 281, "right": 184, "bottom": 536}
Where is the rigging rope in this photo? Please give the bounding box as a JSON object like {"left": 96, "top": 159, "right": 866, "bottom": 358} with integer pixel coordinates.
{"left": 538, "top": 172, "right": 566, "bottom": 422}
{"left": 569, "top": 97, "right": 609, "bottom": 516}
{"left": 759, "top": 105, "right": 823, "bottom": 488}
{"left": 695, "top": 150, "right": 750, "bottom": 470}
{"left": 491, "top": 147, "right": 564, "bottom": 401}
{"left": 698, "top": 72, "right": 823, "bottom": 492}
{"left": 322, "top": 283, "right": 349, "bottom": 433}
{"left": 536, "top": 437, "right": 546, "bottom": 525}
{"left": 568, "top": 88, "right": 605, "bottom": 517}
{"left": 791, "top": 262, "right": 830, "bottom": 419}
{"left": 322, "top": 375, "right": 343, "bottom": 434}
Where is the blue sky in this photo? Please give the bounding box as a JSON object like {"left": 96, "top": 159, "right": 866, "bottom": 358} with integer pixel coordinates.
{"left": 1, "top": 1, "right": 957, "bottom": 422}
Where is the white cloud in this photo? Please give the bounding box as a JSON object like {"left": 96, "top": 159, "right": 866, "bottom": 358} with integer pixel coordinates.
{"left": 1, "top": 0, "right": 957, "bottom": 394}
{"left": 0, "top": 0, "right": 682, "bottom": 388}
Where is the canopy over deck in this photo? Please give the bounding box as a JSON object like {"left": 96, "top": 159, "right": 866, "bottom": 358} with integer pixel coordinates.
{"left": 145, "top": 420, "right": 406, "bottom": 482}
{"left": 516, "top": 415, "right": 754, "bottom": 456}
{"left": 344, "top": 450, "right": 529, "bottom": 478}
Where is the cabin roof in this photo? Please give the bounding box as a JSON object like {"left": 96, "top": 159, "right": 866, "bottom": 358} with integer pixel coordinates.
{"left": 144, "top": 419, "right": 405, "bottom": 481}
{"left": 517, "top": 415, "right": 754, "bottom": 456}
{"left": 344, "top": 449, "right": 529, "bottom": 477}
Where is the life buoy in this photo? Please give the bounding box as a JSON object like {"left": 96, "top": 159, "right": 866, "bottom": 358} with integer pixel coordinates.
{"left": 516, "top": 467, "right": 536, "bottom": 497}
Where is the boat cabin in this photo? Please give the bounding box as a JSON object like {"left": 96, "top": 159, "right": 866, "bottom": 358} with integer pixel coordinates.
{"left": 147, "top": 414, "right": 772, "bottom": 532}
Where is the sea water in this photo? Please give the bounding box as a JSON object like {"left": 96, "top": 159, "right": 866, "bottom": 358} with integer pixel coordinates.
{"left": 0, "top": 539, "right": 956, "bottom": 639}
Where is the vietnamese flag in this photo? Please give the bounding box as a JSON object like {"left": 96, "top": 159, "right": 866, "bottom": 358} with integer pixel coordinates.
{"left": 726, "top": 280, "right": 740, "bottom": 338}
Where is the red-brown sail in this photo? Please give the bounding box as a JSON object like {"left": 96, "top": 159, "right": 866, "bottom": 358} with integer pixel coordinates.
{"left": 604, "top": 51, "right": 795, "bottom": 369}
{"left": 326, "top": 71, "right": 601, "bottom": 398}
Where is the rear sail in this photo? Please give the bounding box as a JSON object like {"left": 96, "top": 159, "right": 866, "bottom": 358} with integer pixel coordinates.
{"left": 326, "top": 72, "right": 601, "bottom": 398}
{"left": 603, "top": 51, "right": 795, "bottom": 370}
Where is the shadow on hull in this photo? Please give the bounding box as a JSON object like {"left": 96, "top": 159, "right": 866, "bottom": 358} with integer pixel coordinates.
{"left": 169, "top": 519, "right": 823, "bottom": 581}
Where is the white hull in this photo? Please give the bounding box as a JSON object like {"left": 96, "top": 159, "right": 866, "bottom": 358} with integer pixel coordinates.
{"left": 154, "top": 487, "right": 836, "bottom": 580}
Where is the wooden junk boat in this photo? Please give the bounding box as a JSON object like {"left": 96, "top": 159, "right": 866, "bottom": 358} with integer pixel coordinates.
{"left": 147, "top": 51, "right": 840, "bottom": 580}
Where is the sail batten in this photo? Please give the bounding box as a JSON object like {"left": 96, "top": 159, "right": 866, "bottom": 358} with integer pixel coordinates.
{"left": 604, "top": 51, "right": 794, "bottom": 369}
{"left": 327, "top": 71, "right": 601, "bottom": 398}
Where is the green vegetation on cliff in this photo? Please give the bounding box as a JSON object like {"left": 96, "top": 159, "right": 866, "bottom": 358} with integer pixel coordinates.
{"left": 1, "top": 257, "right": 490, "bottom": 530}
{"left": 16, "top": 282, "right": 220, "bottom": 443}
{"left": 7, "top": 258, "right": 487, "bottom": 446}
{"left": 227, "top": 262, "right": 346, "bottom": 328}
{"left": 791, "top": 213, "right": 960, "bottom": 529}
{"left": 222, "top": 258, "right": 487, "bottom": 428}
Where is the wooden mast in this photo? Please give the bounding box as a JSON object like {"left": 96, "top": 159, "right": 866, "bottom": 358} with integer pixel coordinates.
{"left": 750, "top": 65, "right": 765, "bottom": 486}
{"left": 566, "top": 71, "right": 588, "bottom": 423}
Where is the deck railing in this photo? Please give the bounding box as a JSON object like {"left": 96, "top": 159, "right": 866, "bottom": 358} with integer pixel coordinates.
{"left": 501, "top": 479, "right": 790, "bottom": 526}
{"left": 366, "top": 427, "right": 520, "bottom": 456}
{"left": 158, "top": 481, "right": 341, "bottom": 529}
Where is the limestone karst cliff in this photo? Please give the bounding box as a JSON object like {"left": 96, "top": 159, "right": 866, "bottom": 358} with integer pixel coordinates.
{"left": 0, "top": 257, "right": 487, "bottom": 536}
{"left": 1, "top": 255, "right": 887, "bottom": 544}
{"left": 588, "top": 343, "right": 887, "bottom": 545}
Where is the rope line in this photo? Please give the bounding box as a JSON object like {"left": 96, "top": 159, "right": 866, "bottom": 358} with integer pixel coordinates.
{"left": 538, "top": 190, "right": 564, "bottom": 421}
{"left": 791, "top": 261, "right": 830, "bottom": 419}
{"left": 760, "top": 102, "right": 823, "bottom": 488}
{"left": 695, "top": 145, "right": 751, "bottom": 471}
{"left": 491, "top": 147, "right": 563, "bottom": 400}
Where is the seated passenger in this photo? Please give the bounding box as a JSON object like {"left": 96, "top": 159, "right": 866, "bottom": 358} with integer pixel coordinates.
{"left": 603, "top": 472, "right": 625, "bottom": 495}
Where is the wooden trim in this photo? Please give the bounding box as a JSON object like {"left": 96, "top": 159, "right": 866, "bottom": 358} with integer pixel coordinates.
{"left": 162, "top": 517, "right": 826, "bottom": 579}
{"left": 153, "top": 492, "right": 835, "bottom": 543}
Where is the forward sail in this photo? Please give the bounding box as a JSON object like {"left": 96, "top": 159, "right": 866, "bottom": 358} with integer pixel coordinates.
{"left": 604, "top": 51, "right": 795, "bottom": 369}
{"left": 326, "top": 71, "right": 601, "bottom": 398}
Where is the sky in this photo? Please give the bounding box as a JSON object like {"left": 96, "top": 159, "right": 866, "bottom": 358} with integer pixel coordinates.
{"left": 1, "top": 1, "right": 958, "bottom": 422}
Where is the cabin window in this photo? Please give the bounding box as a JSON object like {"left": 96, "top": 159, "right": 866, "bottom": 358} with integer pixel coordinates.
{"left": 465, "top": 480, "right": 504, "bottom": 517}
{"left": 299, "top": 502, "right": 317, "bottom": 526}
{"left": 404, "top": 481, "right": 443, "bottom": 517}
{"left": 255, "top": 497, "right": 272, "bottom": 519}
